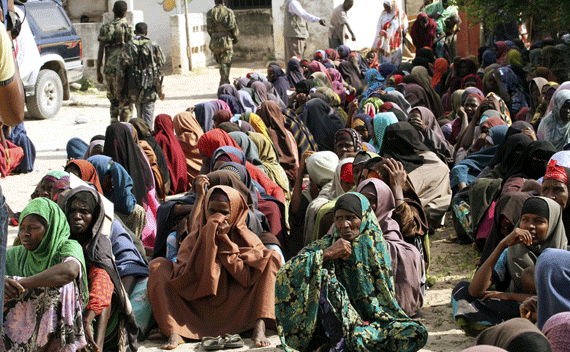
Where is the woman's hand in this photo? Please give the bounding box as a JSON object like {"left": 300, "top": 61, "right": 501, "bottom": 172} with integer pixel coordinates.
{"left": 299, "top": 151, "right": 314, "bottom": 174}
{"left": 383, "top": 159, "right": 407, "bottom": 192}
{"left": 82, "top": 310, "right": 100, "bottom": 352}
{"left": 216, "top": 218, "right": 231, "bottom": 237}
{"left": 323, "top": 239, "right": 352, "bottom": 261}
{"left": 193, "top": 175, "right": 209, "bottom": 198}
{"left": 458, "top": 106, "right": 468, "bottom": 120}
{"left": 481, "top": 291, "right": 509, "bottom": 301}
{"left": 520, "top": 295, "right": 538, "bottom": 323}
{"left": 501, "top": 228, "right": 533, "bottom": 247}
{"left": 4, "top": 277, "right": 24, "bottom": 300}
{"left": 409, "top": 114, "right": 427, "bottom": 133}
{"left": 521, "top": 127, "right": 537, "bottom": 141}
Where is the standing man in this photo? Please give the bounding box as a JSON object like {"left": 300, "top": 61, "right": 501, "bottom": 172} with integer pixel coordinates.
{"left": 283, "top": 0, "right": 327, "bottom": 61}
{"left": 97, "top": 1, "right": 134, "bottom": 123}
{"left": 329, "top": 0, "right": 356, "bottom": 49}
{"left": 207, "top": 0, "right": 239, "bottom": 86}
{"left": 117, "top": 22, "right": 166, "bottom": 128}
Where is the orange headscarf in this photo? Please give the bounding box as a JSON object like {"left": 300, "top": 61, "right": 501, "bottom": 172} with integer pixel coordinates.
{"left": 431, "top": 58, "right": 448, "bottom": 88}
{"left": 173, "top": 111, "right": 204, "bottom": 183}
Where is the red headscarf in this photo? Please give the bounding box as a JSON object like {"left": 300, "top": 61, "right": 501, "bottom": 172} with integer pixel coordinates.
{"left": 66, "top": 159, "right": 103, "bottom": 194}
{"left": 432, "top": 58, "right": 448, "bottom": 88}
{"left": 309, "top": 60, "right": 332, "bottom": 82}
{"left": 410, "top": 12, "right": 438, "bottom": 49}
{"left": 154, "top": 114, "right": 189, "bottom": 194}
{"left": 213, "top": 110, "right": 233, "bottom": 127}
{"left": 461, "top": 74, "right": 484, "bottom": 91}
{"left": 495, "top": 41, "right": 509, "bottom": 65}
{"left": 197, "top": 129, "right": 241, "bottom": 158}
{"left": 544, "top": 159, "right": 568, "bottom": 185}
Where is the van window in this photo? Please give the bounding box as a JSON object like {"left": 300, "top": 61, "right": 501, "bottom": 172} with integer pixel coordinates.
{"left": 27, "top": 6, "right": 70, "bottom": 33}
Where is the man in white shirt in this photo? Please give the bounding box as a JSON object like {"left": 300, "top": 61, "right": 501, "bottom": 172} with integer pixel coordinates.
{"left": 283, "top": 0, "right": 326, "bottom": 61}
{"left": 329, "top": 0, "right": 356, "bottom": 49}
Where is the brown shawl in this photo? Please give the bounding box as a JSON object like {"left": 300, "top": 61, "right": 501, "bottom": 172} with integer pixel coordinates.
{"left": 148, "top": 186, "right": 281, "bottom": 339}
{"left": 257, "top": 101, "right": 299, "bottom": 181}
{"left": 173, "top": 111, "right": 204, "bottom": 184}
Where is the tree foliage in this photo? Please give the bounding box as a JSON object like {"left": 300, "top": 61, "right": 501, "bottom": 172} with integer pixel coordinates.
{"left": 453, "top": 0, "right": 570, "bottom": 37}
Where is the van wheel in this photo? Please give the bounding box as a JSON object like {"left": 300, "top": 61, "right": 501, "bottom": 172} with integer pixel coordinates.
{"left": 26, "top": 69, "right": 63, "bottom": 119}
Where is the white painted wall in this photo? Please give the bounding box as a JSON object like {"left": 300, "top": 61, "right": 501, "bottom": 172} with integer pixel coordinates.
{"left": 272, "top": 0, "right": 386, "bottom": 60}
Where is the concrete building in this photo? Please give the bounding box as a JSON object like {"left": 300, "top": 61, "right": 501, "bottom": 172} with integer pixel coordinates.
{"left": 66, "top": 0, "right": 426, "bottom": 79}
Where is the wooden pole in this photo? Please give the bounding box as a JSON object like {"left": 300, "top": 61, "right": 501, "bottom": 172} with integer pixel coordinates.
{"left": 184, "top": 0, "right": 192, "bottom": 71}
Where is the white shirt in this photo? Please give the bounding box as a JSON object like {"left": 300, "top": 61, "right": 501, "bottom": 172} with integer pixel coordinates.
{"left": 329, "top": 4, "right": 348, "bottom": 40}
{"left": 288, "top": 0, "right": 321, "bottom": 23}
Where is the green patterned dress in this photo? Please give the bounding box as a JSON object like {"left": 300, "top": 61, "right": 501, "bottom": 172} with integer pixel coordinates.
{"left": 275, "top": 193, "right": 427, "bottom": 352}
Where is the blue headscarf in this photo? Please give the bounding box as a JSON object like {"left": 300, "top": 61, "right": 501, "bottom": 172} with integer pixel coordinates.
{"left": 482, "top": 49, "right": 497, "bottom": 68}
{"left": 372, "top": 112, "right": 398, "bottom": 151}
{"left": 87, "top": 155, "right": 137, "bottom": 214}
{"left": 218, "top": 94, "right": 245, "bottom": 115}
{"left": 364, "top": 68, "right": 385, "bottom": 98}
{"left": 210, "top": 146, "right": 247, "bottom": 171}
{"left": 379, "top": 62, "right": 398, "bottom": 79}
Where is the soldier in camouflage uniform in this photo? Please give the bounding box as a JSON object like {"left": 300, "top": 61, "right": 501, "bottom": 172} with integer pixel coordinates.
{"left": 207, "top": 0, "right": 239, "bottom": 86}
{"left": 117, "top": 22, "right": 166, "bottom": 128}
{"left": 96, "top": 1, "right": 134, "bottom": 123}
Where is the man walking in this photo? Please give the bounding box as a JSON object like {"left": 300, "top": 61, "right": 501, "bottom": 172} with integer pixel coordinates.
{"left": 207, "top": 0, "right": 239, "bottom": 86}
{"left": 97, "top": 1, "right": 133, "bottom": 123}
{"left": 329, "top": 0, "right": 356, "bottom": 49}
{"left": 283, "top": 0, "right": 326, "bottom": 61}
{"left": 117, "top": 22, "right": 166, "bottom": 127}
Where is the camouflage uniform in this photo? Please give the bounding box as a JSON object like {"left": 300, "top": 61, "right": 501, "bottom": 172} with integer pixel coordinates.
{"left": 98, "top": 17, "right": 134, "bottom": 122}
{"left": 207, "top": 4, "right": 239, "bottom": 86}
{"left": 117, "top": 36, "right": 166, "bottom": 127}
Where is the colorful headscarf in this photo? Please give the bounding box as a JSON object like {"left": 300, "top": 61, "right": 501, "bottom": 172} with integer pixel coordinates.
{"left": 372, "top": 112, "right": 398, "bottom": 151}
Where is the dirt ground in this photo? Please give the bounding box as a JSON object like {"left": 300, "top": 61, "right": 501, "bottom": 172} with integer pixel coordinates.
{"left": 2, "top": 64, "right": 478, "bottom": 351}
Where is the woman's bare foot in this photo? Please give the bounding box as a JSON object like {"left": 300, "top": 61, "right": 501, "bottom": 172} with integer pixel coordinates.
{"left": 252, "top": 319, "right": 271, "bottom": 347}
{"left": 161, "top": 334, "right": 184, "bottom": 350}
{"left": 148, "top": 328, "right": 165, "bottom": 341}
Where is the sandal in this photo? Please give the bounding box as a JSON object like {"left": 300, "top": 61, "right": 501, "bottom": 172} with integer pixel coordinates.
{"left": 223, "top": 334, "right": 244, "bottom": 349}
{"left": 202, "top": 336, "right": 224, "bottom": 351}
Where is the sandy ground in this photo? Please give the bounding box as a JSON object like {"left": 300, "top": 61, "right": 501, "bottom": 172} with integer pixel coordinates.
{"left": 1, "top": 64, "right": 477, "bottom": 351}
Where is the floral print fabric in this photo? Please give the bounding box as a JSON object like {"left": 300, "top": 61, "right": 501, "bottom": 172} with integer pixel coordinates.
{"left": 275, "top": 192, "right": 427, "bottom": 352}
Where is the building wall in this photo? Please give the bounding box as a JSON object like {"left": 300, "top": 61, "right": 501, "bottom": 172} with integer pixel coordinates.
{"left": 233, "top": 9, "right": 274, "bottom": 61}
{"left": 67, "top": 0, "right": 106, "bottom": 19}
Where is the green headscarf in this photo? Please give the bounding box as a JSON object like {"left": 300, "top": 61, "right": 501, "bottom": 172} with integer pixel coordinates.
{"left": 276, "top": 192, "right": 427, "bottom": 351}
{"left": 6, "top": 197, "right": 88, "bottom": 302}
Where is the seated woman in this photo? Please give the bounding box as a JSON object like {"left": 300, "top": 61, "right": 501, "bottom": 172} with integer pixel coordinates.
{"left": 88, "top": 155, "right": 150, "bottom": 250}
{"left": 333, "top": 128, "right": 362, "bottom": 160}
{"left": 148, "top": 185, "right": 282, "bottom": 349}
{"left": 154, "top": 114, "right": 190, "bottom": 195}
{"left": 276, "top": 192, "right": 428, "bottom": 351}
{"left": 537, "top": 88, "right": 570, "bottom": 150}
{"left": 382, "top": 122, "right": 452, "bottom": 228}
{"left": 474, "top": 318, "right": 552, "bottom": 352}
{"left": 408, "top": 107, "right": 454, "bottom": 166}
{"left": 2, "top": 198, "right": 88, "bottom": 350}
{"left": 62, "top": 186, "right": 141, "bottom": 351}
{"left": 452, "top": 197, "right": 567, "bottom": 336}
{"left": 65, "top": 159, "right": 103, "bottom": 193}
{"left": 5, "top": 122, "right": 35, "bottom": 173}
{"left": 0, "top": 125, "right": 24, "bottom": 177}
{"left": 357, "top": 178, "right": 425, "bottom": 318}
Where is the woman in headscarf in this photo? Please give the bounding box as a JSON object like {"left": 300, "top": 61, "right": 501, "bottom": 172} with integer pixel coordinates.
{"left": 267, "top": 63, "right": 291, "bottom": 105}
{"left": 66, "top": 138, "right": 88, "bottom": 161}
{"left": 404, "top": 66, "right": 445, "bottom": 118}
{"left": 363, "top": 68, "right": 385, "bottom": 98}
{"left": 289, "top": 151, "right": 339, "bottom": 256}
{"left": 494, "top": 41, "right": 509, "bottom": 66}
{"left": 281, "top": 108, "right": 319, "bottom": 157}
{"left": 382, "top": 122, "right": 452, "bottom": 226}
{"left": 194, "top": 100, "right": 231, "bottom": 133}
{"left": 432, "top": 58, "right": 448, "bottom": 92}
{"left": 333, "top": 128, "right": 362, "bottom": 159}
{"left": 154, "top": 114, "right": 190, "bottom": 194}
{"left": 276, "top": 192, "right": 428, "bottom": 352}
{"left": 450, "top": 125, "right": 509, "bottom": 192}
{"left": 5, "top": 122, "right": 35, "bottom": 173}
{"left": 351, "top": 113, "right": 374, "bottom": 144}
{"left": 87, "top": 155, "right": 149, "bottom": 246}
{"left": 103, "top": 123, "right": 154, "bottom": 207}
{"left": 130, "top": 118, "right": 172, "bottom": 197}
{"left": 82, "top": 136, "right": 105, "bottom": 160}
{"left": 257, "top": 101, "right": 299, "bottom": 181}
{"left": 408, "top": 106, "right": 454, "bottom": 165}
{"left": 299, "top": 98, "right": 345, "bottom": 151}
{"left": 357, "top": 178, "right": 425, "bottom": 318}
{"left": 461, "top": 74, "right": 483, "bottom": 91}
{"left": 148, "top": 186, "right": 282, "bottom": 349}
{"left": 338, "top": 60, "right": 363, "bottom": 95}
{"left": 528, "top": 77, "right": 548, "bottom": 117}
{"left": 218, "top": 83, "right": 244, "bottom": 109}
{"left": 218, "top": 94, "right": 245, "bottom": 115}
{"left": 246, "top": 131, "right": 291, "bottom": 196}
{"left": 473, "top": 318, "right": 552, "bottom": 352}
{"left": 31, "top": 170, "right": 70, "bottom": 201}
{"left": 482, "top": 49, "right": 497, "bottom": 68}
{"left": 62, "top": 186, "right": 140, "bottom": 351}
{"left": 452, "top": 197, "right": 567, "bottom": 335}
{"left": 537, "top": 89, "right": 570, "bottom": 150}
{"left": 410, "top": 12, "right": 438, "bottom": 49}
{"left": 373, "top": 0, "right": 408, "bottom": 66}
{"left": 371, "top": 111, "right": 398, "bottom": 151}
{"left": 531, "top": 81, "right": 558, "bottom": 128}
{"left": 2, "top": 198, "right": 88, "bottom": 351}
{"left": 173, "top": 111, "right": 204, "bottom": 185}
{"left": 286, "top": 58, "right": 304, "bottom": 88}
{"left": 65, "top": 159, "right": 103, "bottom": 194}
{"left": 535, "top": 249, "right": 570, "bottom": 331}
